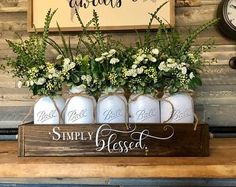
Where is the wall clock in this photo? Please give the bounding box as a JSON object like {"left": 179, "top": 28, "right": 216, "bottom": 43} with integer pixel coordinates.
{"left": 217, "top": 0, "right": 236, "bottom": 40}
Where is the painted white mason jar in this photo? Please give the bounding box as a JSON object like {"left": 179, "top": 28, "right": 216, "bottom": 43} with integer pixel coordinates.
{"left": 97, "top": 89, "right": 127, "bottom": 124}
{"left": 129, "top": 94, "right": 161, "bottom": 123}
{"left": 34, "top": 95, "right": 65, "bottom": 125}
{"left": 64, "top": 86, "right": 96, "bottom": 124}
{"left": 161, "top": 93, "right": 194, "bottom": 123}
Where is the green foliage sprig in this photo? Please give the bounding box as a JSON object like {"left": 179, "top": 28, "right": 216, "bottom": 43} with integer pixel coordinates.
{"left": 77, "top": 10, "right": 127, "bottom": 94}
{"left": 5, "top": 9, "right": 56, "bottom": 78}
{"left": 123, "top": 2, "right": 218, "bottom": 96}
{"left": 151, "top": 13, "right": 219, "bottom": 94}
{"left": 2, "top": 9, "right": 70, "bottom": 96}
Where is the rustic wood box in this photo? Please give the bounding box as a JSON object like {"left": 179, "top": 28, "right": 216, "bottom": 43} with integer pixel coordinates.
{"left": 18, "top": 123, "right": 209, "bottom": 157}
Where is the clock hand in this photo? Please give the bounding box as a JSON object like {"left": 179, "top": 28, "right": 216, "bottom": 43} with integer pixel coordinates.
{"left": 230, "top": 4, "right": 236, "bottom": 9}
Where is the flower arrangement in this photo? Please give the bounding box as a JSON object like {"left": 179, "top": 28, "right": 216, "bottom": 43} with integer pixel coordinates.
{"left": 122, "top": 3, "right": 218, "bottom": 96}
{"left": 76, "top": 10, "right": 128, "bottom": 95}
{"left": 3, "top": 9, "right": 71, "bottom": 96}
{"left": 2, "top": 5, "right": 218, "bottom": 98}
{"left": 49, "top": 10, "right": 127, "bottom": 96}
{"left": 123, "top": 47, "right": 161, "bottom": 96}
{"left": 154, "top": 18, "right": 218, "bottom": 94}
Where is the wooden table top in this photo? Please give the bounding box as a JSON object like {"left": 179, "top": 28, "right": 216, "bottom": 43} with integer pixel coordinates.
{"left": 0, "top": 138, "right": 236, "bottom": 179}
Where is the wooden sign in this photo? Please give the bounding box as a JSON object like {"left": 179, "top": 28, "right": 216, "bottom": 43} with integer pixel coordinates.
{"left": 18, "top": 123, "right": 209, "bottom": 157}
{"left": 27, "top": 0, "right": 175, "bottom": 32}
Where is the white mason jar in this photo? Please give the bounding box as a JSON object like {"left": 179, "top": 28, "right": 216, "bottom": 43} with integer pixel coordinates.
{"left": 64, "top": 86, "right": 96, "bottom": 124}
{"left": 97, "top": 89, "right": 127, "bottom": 124}
{"left": 129, "top": 94, "right": 160, "bottom": 123}
{"left": 161, "top": 93, "right": 194, "bottom": 123}
{"left": 34, "top": 95, "right": 65, "bottom": 125}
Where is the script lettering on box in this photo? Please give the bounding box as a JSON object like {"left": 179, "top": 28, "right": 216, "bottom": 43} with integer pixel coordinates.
{"left": 49, "top": 124, "right": 175, "bottom": 154}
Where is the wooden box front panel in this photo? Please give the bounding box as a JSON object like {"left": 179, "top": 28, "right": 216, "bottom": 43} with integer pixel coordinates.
{"left": 18, "top": 123, "right": 209, "bottom": 157}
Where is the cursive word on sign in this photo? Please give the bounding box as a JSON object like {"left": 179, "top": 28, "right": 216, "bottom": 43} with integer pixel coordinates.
{"left": 49, "top": 124, "right": 175, "bottom": 154}
{"left": 136, "top": 109, "right": 158, "bottom": 121}
{"left": 37, "top": 110, "right": 57, "bottom": 123}
{"left": 67, "top": 109, "right": 88, "bottom": 123}
{"left": 95, "top": 124, "right": 174, "bottom": 154}
{"left": 68, "top": 0, "right": 138, "bottom": 9}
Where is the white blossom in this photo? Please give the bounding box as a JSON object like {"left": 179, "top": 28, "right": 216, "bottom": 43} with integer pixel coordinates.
{"left": 48, "top": 67, "right": 56, "bottom": 74}
{"left": 56, "top": 55, "right": 63, "bottom": 60}
{"left": 63, "top": 60, "right": 75, "bottom": 72}
{"left": 102, "top": 52, "right": 109, "bottom": 56}
{"left": 188, "top": 53, "right": 194, "bottom": 58}
{"left": 131, "top": 71, "right": 137, "bottom": 77}
{"left": 189, "top": 72, "right": 195, "bottom": 79}
{"left": 17, "top": 81, "right": 23, "bottom": 88}
{"left": 63, "top": 58, "right": 71, "bottom": 64}
{"left": 136, "top": 56, "right": 144, "bottom": 62}
{"left": 181, "top": 67, "right": 187, "bottom": 75}
{"left": 167, "top": 63, "right": 177, "bottom": 69}
{"left": 30, "top": 80, "right": 34, "bottom": 86}
{"left": 126, "top": 69, "right": 137, "bottom": 77}
{"left": 151, "top": 48, "right": 159, "bottom": 55}
{"left": 141, "top": 54, "right": 147, "bottom": 58}
{"left": 86, "top": 75, "right": 92, "bottom": 83}
{"left": 25, "top": 81, "right": 30, "bottom": 87}
{"left": 110, "top": 58, "right": 120, "bottom": 64}
{"left": 48, "top": 74, "right": 53, "bottom": 79}
{"left": 81, "top": 75, "right": 87, "bottom": 81}
{"left": 95, "top": 56, "right": 105, "bottom": 62}
{"left": 137, "top": 67, "right": 144, "bottom": 74}
{"left": 147, "top": 55, "right": 157, "bottom": 62}
{"left": 132, "top": 64, "right": 137, "bottom": 69}
{"left": 109, "top": 49, "right": 116, "bottom": 55}
{"left": 78, "top": 84, "right": 87, "bottom": 89}
{"left": 167, "top": 58, "right": 173, "bottom": 63}
{"left": 36, "top": 78, "right": 46, "bottom": 85}
{"left": 158, "top": 61, "right": 166, "bottom": 71}
{"left": 134, "top": 60, "right": 140, "bottom": 65}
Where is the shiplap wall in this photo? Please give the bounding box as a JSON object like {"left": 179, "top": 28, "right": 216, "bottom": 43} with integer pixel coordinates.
{"left": 0, "top": 0, "right": 236, "bottom": 126}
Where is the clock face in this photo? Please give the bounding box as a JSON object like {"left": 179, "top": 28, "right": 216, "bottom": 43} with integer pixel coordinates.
{"left": 226, "top": 0, "right": 236, "bottom": 28}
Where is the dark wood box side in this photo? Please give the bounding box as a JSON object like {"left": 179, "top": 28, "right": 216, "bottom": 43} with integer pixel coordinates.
{"left": 18, "top": 125, "right": 25, "bottom": 157}
{"left": 18, "top": 123, "right": 209, "bottom": 157}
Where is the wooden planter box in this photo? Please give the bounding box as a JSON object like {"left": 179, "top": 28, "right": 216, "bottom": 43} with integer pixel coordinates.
{"left": 18, "top": 123, "right": 209, "bottom": 157}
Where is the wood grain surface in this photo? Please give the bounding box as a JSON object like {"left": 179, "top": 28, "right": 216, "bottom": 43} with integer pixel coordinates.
{"left": 18, "top": 123, "right": 209, "bottom": 157}
{"left": 0, "top": 138, "right": 235, "bottom": 178}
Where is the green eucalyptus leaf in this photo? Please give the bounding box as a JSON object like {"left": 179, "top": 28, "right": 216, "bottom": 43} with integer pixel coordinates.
{"left": 71, "top": 73, "right": 80, "bottom": 84}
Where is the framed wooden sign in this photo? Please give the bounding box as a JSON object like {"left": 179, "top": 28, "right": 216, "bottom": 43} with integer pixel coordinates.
{"left": 27, "top": 0, "right": 175, "bottom": 32}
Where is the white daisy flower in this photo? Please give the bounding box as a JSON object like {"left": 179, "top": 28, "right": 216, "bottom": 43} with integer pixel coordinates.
{"left": 86, "top": 75, "right": 92, "bottom": 83}
{"left": 136, "top": 56, "right": 144, "bottom": 62}
{"left": 132, "top": 64, "right": 137, "bottom": 69}
{"left": 56, "top": 55, "right": 63, "bottom": 60}
{"left": 137, "top": 67, "right": 144, "bottom": 74}
{"left": 109, "top": 49, "right": 116, "bottom": 55}
{"left": 151, "top": 48, "right": 159, "bottom": 55}
{"left": 36, "top": 78, "right": 46, "bottom": 85}
{"left": 110, "top": 58, "right": 120, "bottom": 64}
{"left": 181, "top": 67, "right": 187, "bottom": 75}
{"left": 17, "top": 81, "right": 23, "bottom": 88}
{"left": 81, "top": 75, "right": 87, "bottom": 81}
{"left": 148, "top": 55, "right": 157, "bottom": 62}
{"left": 95, "top": 57, "right": 105, "bottom": 62}
{"left": 189, "top": 72, "right": 195, "bottom": 79}
{"left": 102, "top": 52, "right": 109, "bottom": 56}
{"left": 63, "top": 58, "right": 70, "bottom": 64}
{"left": 30, "top": 80, "right": 34, "bottom": 86}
